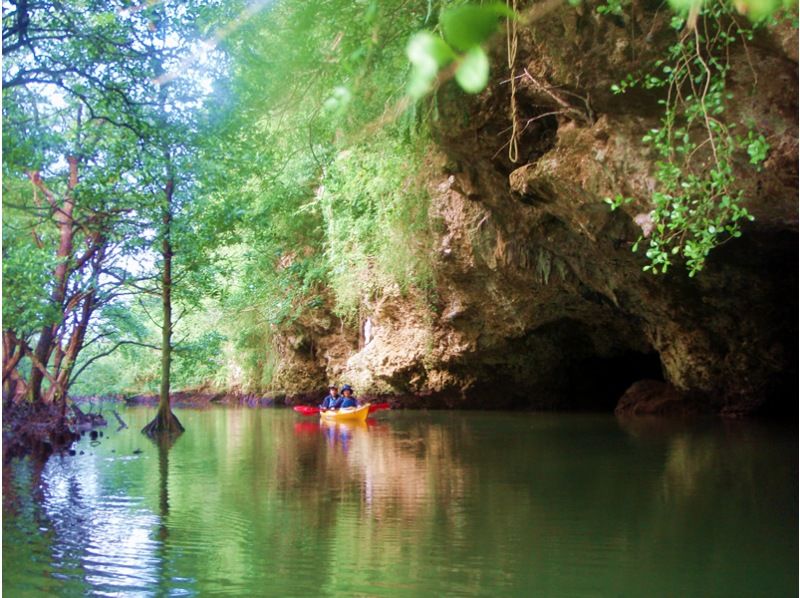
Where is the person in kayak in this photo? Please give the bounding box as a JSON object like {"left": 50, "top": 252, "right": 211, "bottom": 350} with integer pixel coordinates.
{"left": 339, "top": 385, "right": 358, "bottom": 408}
{"left": 320, "top": 385, "right": 340, "bottom": 410}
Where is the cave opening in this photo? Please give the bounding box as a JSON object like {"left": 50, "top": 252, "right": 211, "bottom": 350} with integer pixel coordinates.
{"left": 561, "top": 350, "right": 665, "bottom": 412}
{"left": 470, "top": 347, "right": 665, "bottom": 412}
{"left": 467, "top": 315, "right": 666, "bottom": 412}
{"left": 710, "top": 229, "right": 798, "bottom": 419}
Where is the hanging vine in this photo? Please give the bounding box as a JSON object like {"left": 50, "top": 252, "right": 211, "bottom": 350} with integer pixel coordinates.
{"left": 605, "top": 0, "right": 772, "bottom": 276}
{"left": 506, "top": 0, "right": 520, "bottom": 163}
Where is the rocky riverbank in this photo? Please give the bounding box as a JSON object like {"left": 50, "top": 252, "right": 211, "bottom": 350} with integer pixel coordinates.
{"left": 250, "top": 3, "right": 797, "bottom": 416}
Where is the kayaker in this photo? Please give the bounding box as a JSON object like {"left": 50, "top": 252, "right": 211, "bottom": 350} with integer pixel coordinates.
{"left": 339, "top": 385, "right": 358, "bottom": 408}
{"left": 320, "top": 384, "right": 340, "bottom": 410}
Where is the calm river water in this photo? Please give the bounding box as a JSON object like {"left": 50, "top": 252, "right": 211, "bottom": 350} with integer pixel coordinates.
{"left": 3, "top": 407, "right": 797, "bottom": 596}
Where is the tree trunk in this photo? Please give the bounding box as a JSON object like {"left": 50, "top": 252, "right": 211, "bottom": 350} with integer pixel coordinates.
{"left": 47, "top": 290, "right": 96, "bottom": 425}
{"left": 142, "top": 179, "right": 184, "bottom": 437}
{"left": 3, "top": 368, "right": 27, "bottom": 404}
{"left": 2, "top": 331, "right": 25, "bottom": 391}
{"left": 27, "top": 156, "right": 78, "bottom": 403}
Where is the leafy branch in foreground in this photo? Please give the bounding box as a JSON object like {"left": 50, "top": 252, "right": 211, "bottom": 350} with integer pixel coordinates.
{"left": 406, "top": 3, "right": 515, "bottom": 98}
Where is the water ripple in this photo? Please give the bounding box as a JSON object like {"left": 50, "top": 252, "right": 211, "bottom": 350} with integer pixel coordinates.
{"left": 3, "top": 408, "right": 797, "bottom": 597}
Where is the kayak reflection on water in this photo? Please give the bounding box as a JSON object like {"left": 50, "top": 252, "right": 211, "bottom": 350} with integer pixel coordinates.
{"left": 292, "top": 418, "right": 385, "bottom": 455}
{"left": 322, "top": 421, "right": 361, "bottom": 454}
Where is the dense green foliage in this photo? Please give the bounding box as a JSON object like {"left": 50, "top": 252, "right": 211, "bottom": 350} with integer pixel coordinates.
{"left": 66, "top": 0, "right": 447, "bottom": 394}
{"left": 194, "top": 1, "right": 446, "bottom": 390}
{"left": 4, "top": 0, "right": 795, "bottom": 397}
{"left": 2, "top": 0, "right": 226, "bottom": 402}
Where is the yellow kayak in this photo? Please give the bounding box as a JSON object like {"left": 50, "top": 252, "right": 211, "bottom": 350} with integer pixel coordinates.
{"left": 319, "top": 404, "right": 370, "bottom": 422}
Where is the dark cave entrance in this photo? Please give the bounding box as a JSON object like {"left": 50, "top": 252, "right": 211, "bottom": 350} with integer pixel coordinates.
{"left": 560, "top": 350, "right": 664, "bottom": 411}
{"left": 470, "top": 316, "right": 666, "bottom": 412}
{"left": 474, "top": 347, "right": 665, "bottom": 412}
{"left": 520, "top": 316, "right": 666, "bottom": 412}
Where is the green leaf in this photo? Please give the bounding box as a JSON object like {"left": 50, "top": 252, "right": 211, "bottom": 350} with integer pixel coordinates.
{"left": 406, "top": 31, "right": 456, "bottom": 98}
{"left": 455, "top": 47, "right": 490, "bottom": 93}
{"left": 406, "top": 31, "right": 455, "bottom": 69}
{"left": 666, "top": 0, "right": 699, "bottom": 15}
{"left": 440, "top": 3, "right": 515, "bottom": 52}
{"left": 322, "top": 86, "right": 352, "bottom": 117}
{"left": 744, "top": 0, "right": 782, "bottom": 21}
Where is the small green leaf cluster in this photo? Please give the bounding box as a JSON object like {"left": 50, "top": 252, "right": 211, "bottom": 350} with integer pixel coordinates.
{"left": 607, "top": 0, "right": 772, "bottom": 276}
{"left": 407, "top": 3, "right": 515, "bottom": 98}
{"left": 603, "top": 193, "right": 635, "bottom": 210}
{"left": 642, "top": 140, "right": 755, "bottom": 277}
{"left": 743, "top": 130, "right": 769, "bottom": 167}
{"left": 597, "top": 0, "right": 628, "bottom": 16}
{"left": 669, "top": 0, "right": 796, "bottom": 21}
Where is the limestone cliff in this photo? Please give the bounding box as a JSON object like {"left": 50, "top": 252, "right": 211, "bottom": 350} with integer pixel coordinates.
{"left": 271, "top": 1, "right": 798, "bottom": 415}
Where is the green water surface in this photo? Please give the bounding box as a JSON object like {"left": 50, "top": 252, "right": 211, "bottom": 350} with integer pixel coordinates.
{"left": 2, "top": 407, "right": 797, "bottom": 596}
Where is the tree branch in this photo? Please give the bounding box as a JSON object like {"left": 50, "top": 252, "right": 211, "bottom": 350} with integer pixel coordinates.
{"left": 69, "top": 339, "right": 161, "bottom": 385}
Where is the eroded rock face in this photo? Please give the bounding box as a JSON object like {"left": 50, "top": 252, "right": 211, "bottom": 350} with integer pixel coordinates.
{"left": 272, "top": 1, "right": 797, "bottom": 414}
{"left": 268, "top": 303, "right": 359, "bottom": 398}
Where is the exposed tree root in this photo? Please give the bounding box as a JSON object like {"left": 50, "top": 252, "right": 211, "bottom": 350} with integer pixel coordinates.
{"left": 141, "top": 407, "right": 184, "bottom": 439}
{"left": 2, "top": 399, "right": 80, "bottom": 465}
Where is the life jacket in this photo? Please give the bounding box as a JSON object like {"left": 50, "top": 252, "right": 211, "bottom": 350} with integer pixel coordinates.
{"left": 339, "top": 397, "right": 357, "bottom": 408}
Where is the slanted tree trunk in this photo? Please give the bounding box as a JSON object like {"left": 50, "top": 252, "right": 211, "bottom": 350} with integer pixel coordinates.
{"left": 27, "top": 156, "right": 79, "bottom": 403}
{"left": 142, "top": 179, "right": 184, "bottom": 437}
{"left": 2, "top": 331, "right": 26, "bottom": 400}
{"left": 14, "top": 149, "right": 111, "bottom": 409}
{"left": 47, "top": 287, "right": 97, "bottom": 421}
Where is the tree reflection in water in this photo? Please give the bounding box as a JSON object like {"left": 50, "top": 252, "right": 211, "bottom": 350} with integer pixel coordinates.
{"left": 2, "top": 409, "right": 795, "bottom": 597}
{"left": 3, "top": 436, "right": 165, "bottom": 593}
{"left": 147, "top": 431, "right": 182, "bottom": 592}
{"left": 149, "top": 432, "right": 180, "bottom": 542}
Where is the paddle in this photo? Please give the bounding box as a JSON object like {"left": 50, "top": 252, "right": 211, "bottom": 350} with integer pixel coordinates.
{"left": 368, "top": 402, "right": 391, "bottom": 413}
{"left": 293, "top": 406, "right": 320, "bottom": 416}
